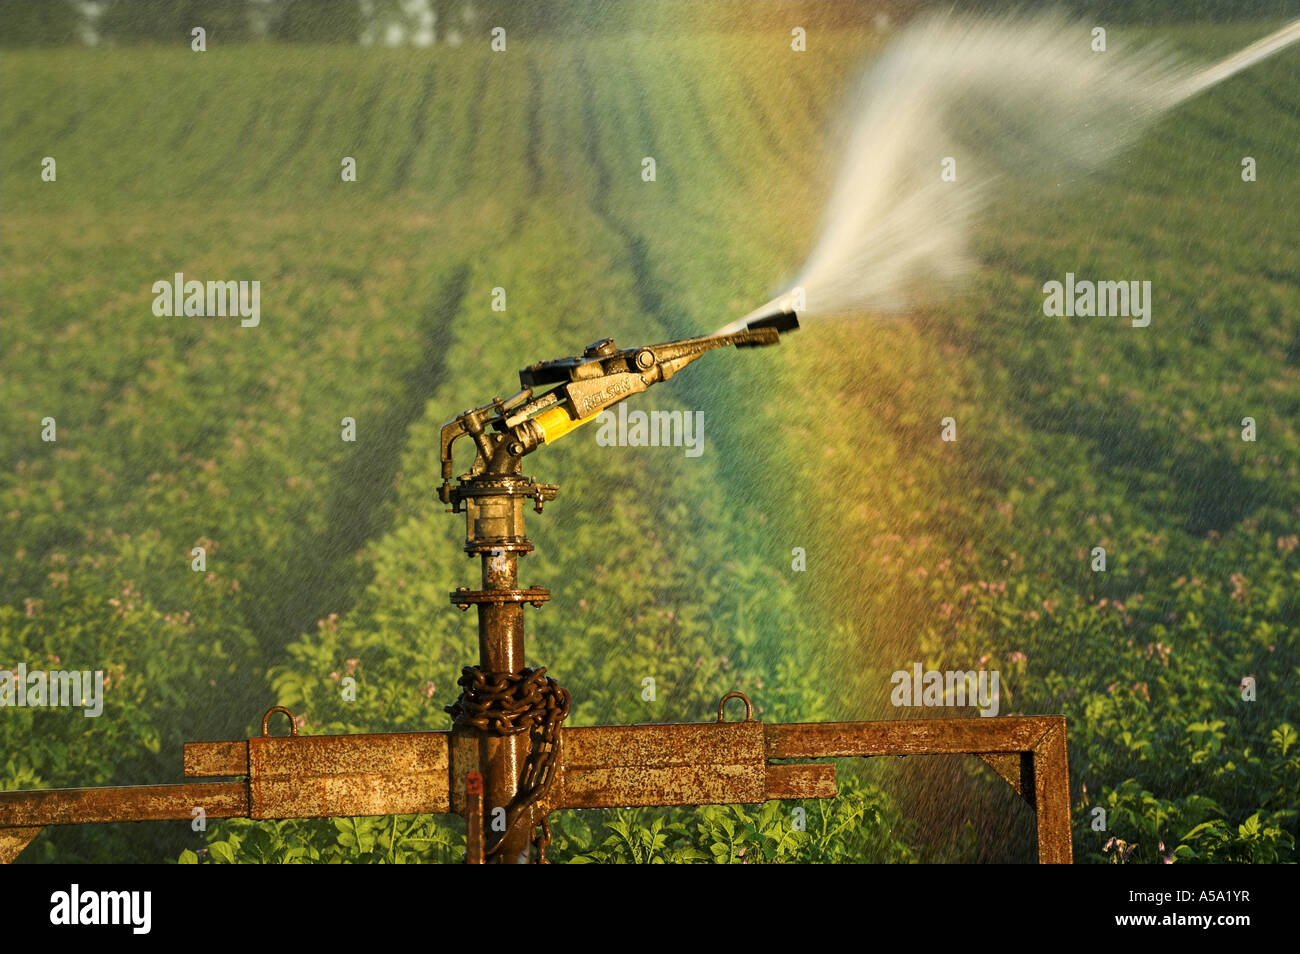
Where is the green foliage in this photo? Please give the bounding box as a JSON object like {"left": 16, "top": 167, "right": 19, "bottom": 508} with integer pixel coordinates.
{"left": 555, "top": 787, "right": 916, "bottom": 865}
{"left": 1086, "top": 780, "right": 1294, "bottom": 864}
{"left": 183, "top": 777, "right": 914, "bottom": 864}
{"left": 187, "top": 815, "right": 462, "bottom": 864}
{"left": 0, "top": 535, "right": 259, "bottom": 861}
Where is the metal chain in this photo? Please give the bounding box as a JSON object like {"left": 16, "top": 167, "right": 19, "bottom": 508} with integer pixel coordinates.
{"left": 446, "top": 665, "right": 570, "bottom": 862}
{"left": 533, "top": 816, "right": 553, "bottom": 863}
{"left": 445, "top": 666, "right": 561, "bottom": 734}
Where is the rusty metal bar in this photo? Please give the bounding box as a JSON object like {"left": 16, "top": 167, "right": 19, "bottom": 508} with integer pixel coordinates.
{"left": 764, "top": 763, "right": 837, "bottom": 800}
{"left": 247, "top": 732, "right": 450, "bottom": 819}
{"left": 466, "top": 772, "right": 485, "bottom": 864}
{"left": 556, "top": 722, "right": 767, "bottom": 808}
{"left": 0, "top": 782, "right": 248, "bottom": 827}
{"left": 765, "top": 717, "right": 1052, "bottom": 758}
{"left": 1031, "top": 718, "right": 1072, "bottom": 864}
{"left": 185, "top": 739, "right": 248, "bottom": 777}
{"left": 564, "top": 722, "right": 764, "bottom": 767}
{"left": 184, "top": 731, "right": 453, "bottom": 819}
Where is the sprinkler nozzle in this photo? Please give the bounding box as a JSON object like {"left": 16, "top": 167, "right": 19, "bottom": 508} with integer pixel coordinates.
{"left": 744, "top": 310, "right": 800, "bottom": 334}
{"left": 714, "top": 289, "right": 804, "bottom": 336}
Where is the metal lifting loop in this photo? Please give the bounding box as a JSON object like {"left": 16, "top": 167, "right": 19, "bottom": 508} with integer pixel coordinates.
{"left": 716, "top": 691, "right": 754, "bottom": 723}
{"left": 261, "top": 706, "right": 299, "bottom": 738}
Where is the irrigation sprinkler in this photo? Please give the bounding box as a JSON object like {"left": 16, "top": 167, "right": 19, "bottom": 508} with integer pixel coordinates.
{"left": 0, "top": 311, "right": 1073, "bottom": 864}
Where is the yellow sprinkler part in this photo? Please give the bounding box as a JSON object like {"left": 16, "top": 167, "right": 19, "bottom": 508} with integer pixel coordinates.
{"left": 533, "top": 403, "right": 602, "bottom": 445}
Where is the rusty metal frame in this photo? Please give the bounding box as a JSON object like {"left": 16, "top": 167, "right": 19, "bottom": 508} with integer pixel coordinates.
{"left": 765, "top": 716, "right": 1074, "bottom": 863}
{"left": 0, "top": 710, "right": 1072, "bottom": 863}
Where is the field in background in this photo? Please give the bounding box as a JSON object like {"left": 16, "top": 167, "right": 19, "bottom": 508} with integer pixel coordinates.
{"left": 2, "top": 21, "right": 1296, "bottom": 862}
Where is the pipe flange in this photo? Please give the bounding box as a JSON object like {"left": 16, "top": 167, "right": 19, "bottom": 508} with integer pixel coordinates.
{"left": 464, "top": 540, "right": 535, "bottom": 555}
{"left": 450, "top": 587, "right": 551, "bottom": 610}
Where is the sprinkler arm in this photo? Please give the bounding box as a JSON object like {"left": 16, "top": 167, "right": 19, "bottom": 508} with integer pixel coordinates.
{"left": 438, "top": 315, "right": 797, "bottom": 504}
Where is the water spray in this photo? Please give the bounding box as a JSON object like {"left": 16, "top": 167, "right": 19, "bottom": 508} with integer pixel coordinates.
{"left": 1167, "top": 17, "right": 1300, "bottom": 105}
{"left": 727, "top": 14, "right": 1300, "bottom": 329}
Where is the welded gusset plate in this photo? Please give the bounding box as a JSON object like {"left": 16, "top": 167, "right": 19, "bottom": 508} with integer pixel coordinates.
{"left": 0, "top": 826, "right": 42, "bottom": 863}
{"left": 977, "top": 752, "right": 1034, "bottom": 803}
